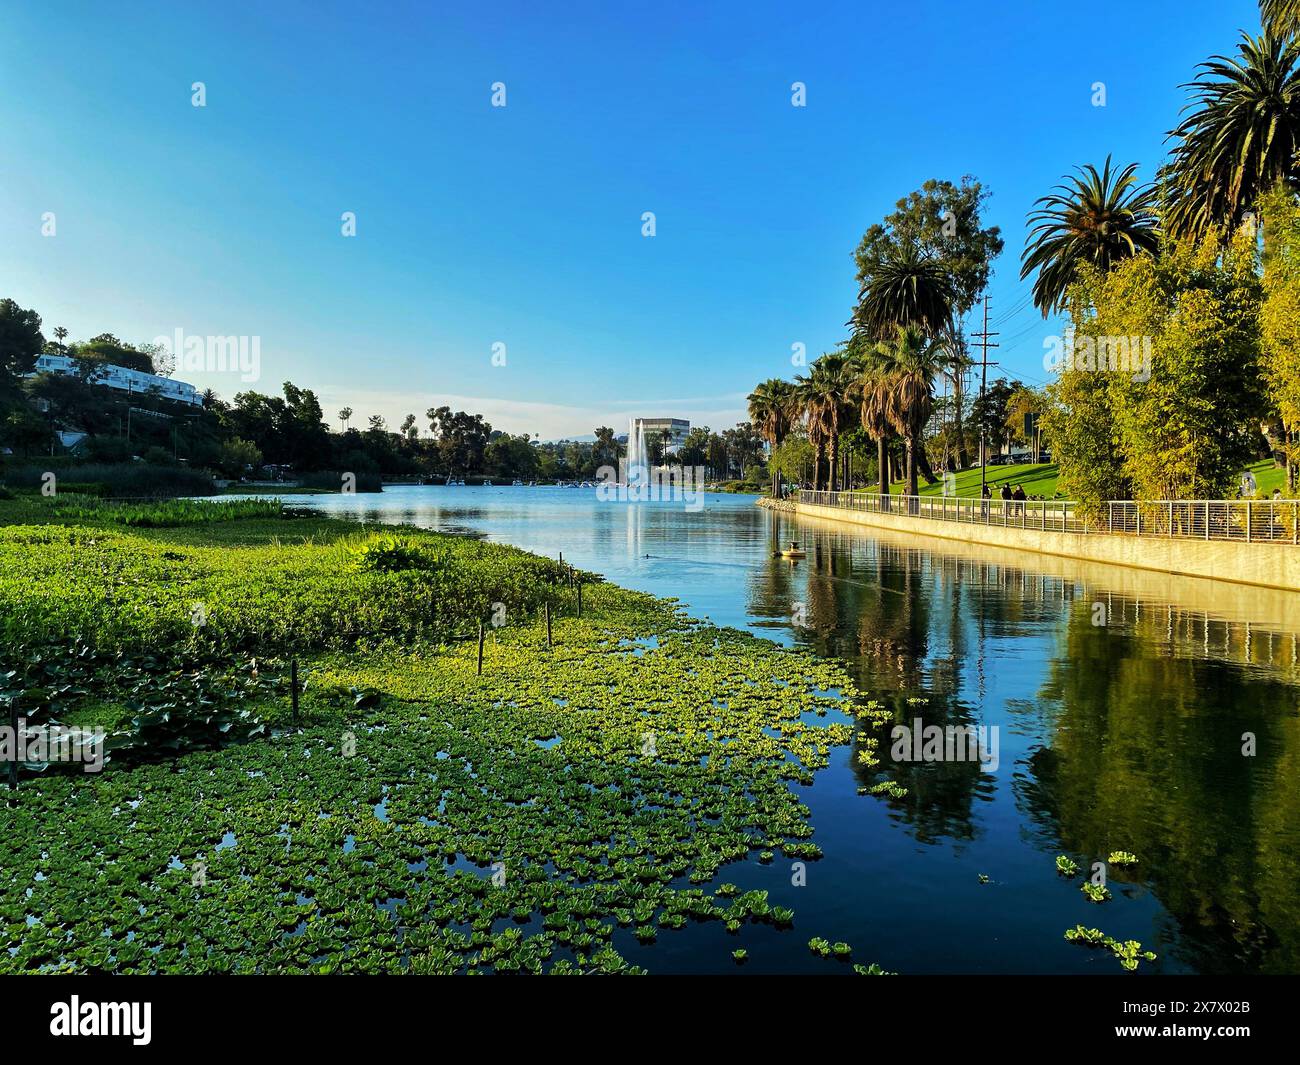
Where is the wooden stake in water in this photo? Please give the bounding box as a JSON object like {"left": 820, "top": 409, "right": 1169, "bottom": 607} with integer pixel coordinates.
{"left": 477, "top": 621, "right": 485, "bottom": 675}
{"left": 7, "top": 697, "right": 17, "bottom": 792}
{"left": 545, "top": 602, "right": 552, "bottom": 648}
{"left": 290, "top": 660, "right": 299, "bottom": 723}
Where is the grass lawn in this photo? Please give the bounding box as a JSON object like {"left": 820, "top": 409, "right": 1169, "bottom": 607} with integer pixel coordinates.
{"left": 1245, "top": 459, "right": 1288, "bottom": 497}
{"left": 884, "top": 463, "right": 1061, "bottom": 499}
{"left": 0, "top": 494, "right": 893, "bottom": 975}
{"left": 875, "top": 459, "right": 1291, "bottom": 501}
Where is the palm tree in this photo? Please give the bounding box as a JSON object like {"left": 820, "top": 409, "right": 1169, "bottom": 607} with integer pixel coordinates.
{"left": 849, "top": 340, "right": 895, "bottom": 502}
{"left": 1162, "top": 33, "right": 1300, "bottom": 243}
{"left": 592, "top": 425, "right": 618, "bottom": 468}
{"left": 794, "top": 354, "right": 855, "bottom": 492}
{"left": 818, "top": 354, "right": 856, "bottom": 492}
{"left": 1262, "top": 1, "right": 1300, "bottom": 40}
{"left": 872, "top": 325, "right": 951, "bottom": 500}
{"left": 851, "top": 244, "right": 955, "bottom": 341}
{"left": 849, "top": 245, "right": 956, "bottom": 490}
{"left": 1021, "top": 156, "right": 1160, "bottom": 315}
{"left": 792, "top": 373, "right": 825, "bottom": 492}
{"left": 748, "top": 378, "right": 797, "bottom": 496}
{"left": 338, "top": 406, "right": 353, "bottom": 432}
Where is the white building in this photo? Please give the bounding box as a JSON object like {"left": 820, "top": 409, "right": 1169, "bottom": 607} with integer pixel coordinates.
{"left": 29, "top": 353, "right": 203, "bottom": 407}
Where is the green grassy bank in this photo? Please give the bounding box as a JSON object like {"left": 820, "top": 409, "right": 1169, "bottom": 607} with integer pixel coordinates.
{"left": 879, "top": 458, "right": 1287, "bottom": 501}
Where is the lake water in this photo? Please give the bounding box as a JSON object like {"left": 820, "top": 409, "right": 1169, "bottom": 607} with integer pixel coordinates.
{"left": 270, "top": 484, "right": 1300, "bottom": 974}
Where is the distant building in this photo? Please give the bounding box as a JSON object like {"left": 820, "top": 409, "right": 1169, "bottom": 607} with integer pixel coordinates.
{"left": 636, "top": 417, "right": 690, "bottom": 449}
{"left": 29, "top": 353, "right": 203, "bottom": 408}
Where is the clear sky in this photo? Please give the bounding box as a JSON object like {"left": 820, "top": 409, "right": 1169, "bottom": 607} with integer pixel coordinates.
{"left": 0, "top": 0, "right": 1263, "bottom": 439}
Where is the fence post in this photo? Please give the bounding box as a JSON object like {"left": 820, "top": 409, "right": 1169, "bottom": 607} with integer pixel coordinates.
{"left": 290, "top": 660, "right": 299, "bottom": 723}
{"left": 476, "top": 622, "right": 485, "bottom": 676}
{"left": 545, "top": 602, "right": 552, "bottom": 648}
{"left": 576, "top": 582, "right": 582, "bottom": 618}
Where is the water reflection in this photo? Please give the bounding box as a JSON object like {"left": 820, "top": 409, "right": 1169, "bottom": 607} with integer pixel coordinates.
{"left": 773, "top": 512, "right": 1300, "bottom": 974}
{"left": 270, "top": 486, "right": 1300, "bottom": 973}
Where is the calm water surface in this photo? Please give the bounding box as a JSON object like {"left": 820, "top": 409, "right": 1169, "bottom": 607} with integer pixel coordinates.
{"left": 271, "top": 484, "right": 1300, "bottom": 974}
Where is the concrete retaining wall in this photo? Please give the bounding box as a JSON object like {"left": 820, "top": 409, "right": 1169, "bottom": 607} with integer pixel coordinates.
{"left": 794, "top": 501, "right": 1300, "bottom": 592}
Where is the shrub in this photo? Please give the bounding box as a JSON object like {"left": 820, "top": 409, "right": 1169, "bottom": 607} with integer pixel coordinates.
{"left": 347, "top": 534, "right": 437, "bottom": 573}
{"left": 2, "top": 462, "right": 215, "bottom": 498}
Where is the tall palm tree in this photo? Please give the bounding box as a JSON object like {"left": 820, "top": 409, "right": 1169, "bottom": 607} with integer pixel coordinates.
{"left": 748, "top": 378, "right": 797, "bottom": 496}
{"left": 795, "top": 354, "right": 856, "bottom": 492}
{"left": 793, "top": 369, "right": 827, "bottom": 492}
{"left": 1262, "top": 1, "right": 1300, "bottom": 40}
{"left": 1162, "top": 32, "right": 1300, "bottom": 243}
{"left": 338, "top": 406, "right": 353, "bottom": 432}
{"left": 849, "top": 340, "right": 895, "bottom": 501}
{"left": 1021, "top": 156, "right": 1160, "bottom": 315}
{"left": 815, "top": 353, "right": 855, "bottom": 492}
{"left": 851, "top": 244, "right": 955, "bottom": 341}
{"left": 872, "top": 325, "right": 951, "bottom": 500}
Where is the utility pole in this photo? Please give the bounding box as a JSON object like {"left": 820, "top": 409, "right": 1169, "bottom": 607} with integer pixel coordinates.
{"left": 970, "top": 295, "right": 1000, "bottom": 497}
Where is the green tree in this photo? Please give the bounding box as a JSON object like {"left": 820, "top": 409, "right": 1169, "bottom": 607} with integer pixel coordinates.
{"left": 768, "top": 431, "right": 813, "bottom": 490}
{"left": 1004, "top": 386, "right": 1047, "bottom": 453}
{"left": 1021, "top": 157, "right": 1159, "bottom": 316}
{"left": 968, "top": 377, "right": 1022, "bottom": 460}
{"left": 855, "top": 177, "right": 1004, "bottom": 467}
{"left": 217, "top": 436, "right": 262, "bottom": 477}
{"left": 679, "top": 426, "right": 711, "bottom": 470}
{"left": 851, "top": 243, "right": 955, "bottom": 341}
{"left": 1050, "top": 230, "right": 1265, "bottom": 505}
{"left": 73, "top": 335, "right": 154, "bottom": 374}
{"left": 849, "top": 338, "right": 896, "bottom": 499}
{"left": 1161, "top": 32, "right": 1300, "bottom": 244}
{"left": 1260, "top": 183, "right": 1300, "bottom": 489}
{"left": 748, "top": 378, "right": 797, "bottom": 496}
{"left": 871, "top": 325, "right": 951, "bottom": 499}
{"left": 794, "top": 353, "right": 854, "bottom": 491}
{"left": 591, "top": 426, "right": 619, "bottom": 470}
{"left": 1263, "top": 1, "right": 1300, "bottom": 38}
{"left": 0, "top": 298, "right": 44, "bottom": 393}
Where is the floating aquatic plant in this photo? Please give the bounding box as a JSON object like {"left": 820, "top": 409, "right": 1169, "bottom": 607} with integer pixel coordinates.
{"left": 1107, "top": 851, "right": 1139, "bottom": 867}
{"left": 1064, "top": 925, "right": 1156, "bottom": 971}
{"left": 1055, "top": 855, "right": 1079, "bottom": 878}
{"left": 0, "top": 501, "right": 890, "bottom": 975}
{"left": 1080, "top": 883, "right": 1112, "bottom": 903}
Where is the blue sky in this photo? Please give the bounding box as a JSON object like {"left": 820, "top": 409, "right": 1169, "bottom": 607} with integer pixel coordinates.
{"left": 0, "top": 0, "right": 1263, "bottom": 438}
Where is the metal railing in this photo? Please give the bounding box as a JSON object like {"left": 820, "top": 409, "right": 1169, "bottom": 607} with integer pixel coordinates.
{"left": 797, "top": 490, "right": 1300, "bottom": 545}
